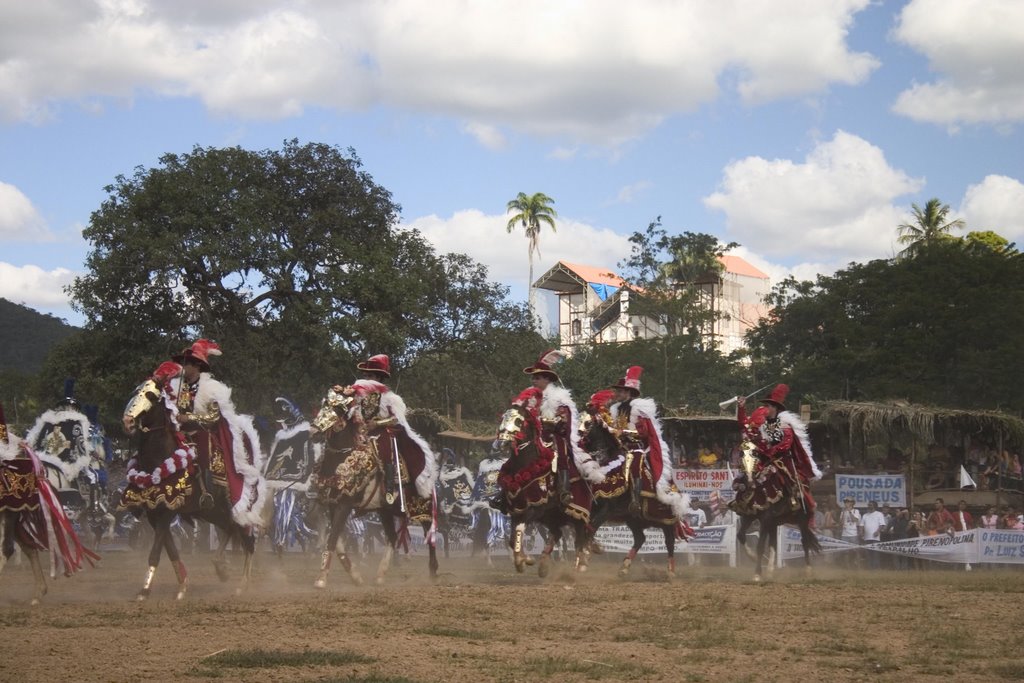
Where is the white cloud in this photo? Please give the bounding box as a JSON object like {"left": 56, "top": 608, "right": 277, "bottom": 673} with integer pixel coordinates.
{"left": 613, "top": 180, "right": 653, "bottom": 205}
{"left": 960, "top": 174, "right": 1024, "bottom": 239}
{"left": 0, "top": 181, "right": 49, "bottom": 241}
{"left": 703, "top": 131, "right": 923, "bottom": 262}
{"left": 547, "top": 146, "right": 579, "bottom": 161}
{"left": 892, "top": 0, "right": 1024, "bottom": 128}
{"left": 0, "top": 1, "right": 879, "bottom": 142}
{"left": 0, "top": 262, "right": 76, "bottom": 309}
{"left": 404, "top": 209, "right": 631, "bottom": 291}
{"left": 461, "top": 122, "right": 507, "bottom": 151}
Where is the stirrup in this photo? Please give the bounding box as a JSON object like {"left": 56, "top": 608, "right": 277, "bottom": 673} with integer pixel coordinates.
{"left": 200, "top": 492, "right": 214, "bottom": 510}
{"left": 385, "top": 490, "right": 396, "bottom": 505}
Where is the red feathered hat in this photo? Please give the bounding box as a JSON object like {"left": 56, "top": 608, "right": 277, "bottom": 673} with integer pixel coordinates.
{"left": 523, "top": 349, "right": 565, "bottom": 383}
{"left": 759, "top": 383, "right": 789, "bottom": 411}
{"left": 152, "top": 361, "right": 182, "bottom": 386}
{"left": 587, "top": 389, "right": 616, "bottom": 412}
{"left": 357, "top": 354, "right": 391, "bottom": 379}
{"left": 611, "top": 366, "right": 643, "bottom": 395}
{"left": 746, "top": 406, "right": 770, "bottom": 429}
{"left": 172, "top": 339, "right": 222, "bottom": 371}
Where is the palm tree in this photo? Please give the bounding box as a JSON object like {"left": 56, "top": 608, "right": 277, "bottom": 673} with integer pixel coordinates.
{"left": 897, "top": 198, "right": 966, "bottom": 258}
{"left": 506, "top": 191, "right": 557, "bottom": 319}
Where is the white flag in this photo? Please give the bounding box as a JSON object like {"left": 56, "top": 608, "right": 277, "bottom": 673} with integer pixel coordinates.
{"left": 959, "top": 465, "right": 977, "bottom": 490}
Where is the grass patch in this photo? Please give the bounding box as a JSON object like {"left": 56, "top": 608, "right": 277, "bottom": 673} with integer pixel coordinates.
{"left": 319, "top": 677, "right": 422, "bottom": 683}
{"left": 521, "top": 655, "right": 654, "bottom": 679}
{"left": 913, "top": 624, "right": 977, "bottom": 652}
{"left": 202, "top": 648, "right": 374, "bottom": 669}
{"left": 0, "top": 610, "right": 30, "bottom": 627}
{"left": 412, "top": 625, "right": 490, "bottom": 640}
{"left": 990, "top": 662, "right": 1024, "bottom": 680}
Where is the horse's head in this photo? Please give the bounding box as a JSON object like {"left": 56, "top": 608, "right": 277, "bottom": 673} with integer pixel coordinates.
{"left": 310, "top": 386, "right": 354, "bottom": 442}
{"left": 496, "top": 405, "right": 530, "bottom": 446}
{"left": 122, "top": 379, "right": 163, "bottom": 436}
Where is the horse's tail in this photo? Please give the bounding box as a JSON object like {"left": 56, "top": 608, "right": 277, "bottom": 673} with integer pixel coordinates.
{"left": 801, "top": 521, "right": 822, "bottom": 555}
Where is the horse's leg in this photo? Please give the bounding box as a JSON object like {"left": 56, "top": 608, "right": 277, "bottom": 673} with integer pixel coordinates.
{"left": 161, "top": 528, "right": 189, "bottom": 600}
{"left": 138, "top": 510, "right": 168, "bottom": 600}
{"left": 737, "top": 516, "right": 757, "bottom": 562}
{"left": 538, "top": 524, "right": 561, "bottom": 578}
{"left": 24, "top": 546, "right": 48, "bottom": 605}
{"left": 766, "top": 523, "right": 777, "bottom": 577}
{"left": 510, "top": 520, "right": 530, "bottom": 573}
{"left": 237, "top": 526, "right": 256, "bottom": 595}
{"left": 620, "top": 521, "right": 645, "bottom": 577}
{"left": 375, "top": 509, "right": 399, "bottom": 585}
{"left": 753, "top": 518, "right": 769, "bottom": 582}
{"left": 664, "top": 525, "right": 677, "bottom": 581}
{"left": 10, "top": 509, "right": 48, "bottom": 605}
{"left": 212, "top": 524, "right": 232, "bottom": 582}
{"left": 573, "top": 521, "right": 590, "bottom": 573}
{"left": 423, "top": 520, "right": 439, "bottom": 580}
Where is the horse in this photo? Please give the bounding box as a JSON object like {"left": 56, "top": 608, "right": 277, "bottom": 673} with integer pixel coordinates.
{"left": 730, "top": 441, "right": 821, "bottom": 582}
{"left": 309, "top": 389, "right": 438, "bottom": 587}
{"left": 578, "top": 404, "right": 690, "bottom": 580}
{"left": 1, "top": 438, "right": 98, "bottom": 604}
{"left": 120, "top": 377, "right": 259, "bottom": 600}
{"left": 493, "top": 404, "right": 591, "bottom": 576}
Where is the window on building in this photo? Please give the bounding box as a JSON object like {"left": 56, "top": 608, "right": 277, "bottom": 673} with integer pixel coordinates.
{"left": 571, "top": 319, "right": 582, "bottom": 337}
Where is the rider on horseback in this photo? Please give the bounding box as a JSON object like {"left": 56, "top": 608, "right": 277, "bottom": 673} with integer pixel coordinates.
{"left": 352, "top": 354, "right": 437, "bottom": 507}
{"left": 605, "top": 366, "right": 689, "bottom": 521}
{"left": 515, "top": 350, "right": 603, "bottom": 521}
{"left": 170, "top": 339, "right": 265, "bottom": 526}
{"left": 731, "top": 384, "right": 822, "bottom": 517}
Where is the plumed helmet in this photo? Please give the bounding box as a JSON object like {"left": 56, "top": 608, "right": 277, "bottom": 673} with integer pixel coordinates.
{"left": 56, "top": 377, "right": 80, "bottom": 409}
{"left": 172, "top": 339, "right": 222, "bottom": 372}
{"left": 523, "top": 349, "right": 565, "bottom": 383}
{"left": 759, "top": 384, "right": 789, "bottom": 411}
{"left": 610, "top": 366, "right": 643, "bottom": 396}
{"left": 274, "top": 397, "right": 304, "bottom": 426}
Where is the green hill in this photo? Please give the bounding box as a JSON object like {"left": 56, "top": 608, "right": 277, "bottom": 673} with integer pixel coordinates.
{"left": 0, "top": 298, "right": 78, "bottom": 374}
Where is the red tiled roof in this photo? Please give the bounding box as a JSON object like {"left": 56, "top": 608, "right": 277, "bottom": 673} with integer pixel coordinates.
{"left": 719, "top": 255, "right": 769, "bottom": 280}
{"left": 557, "top": 260, "right": 625, "bottom": 287}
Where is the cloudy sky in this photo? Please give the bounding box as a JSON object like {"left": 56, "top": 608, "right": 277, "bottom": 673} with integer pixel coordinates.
{"left": 2, "top": 0, "right": 1023, "bottom": 326}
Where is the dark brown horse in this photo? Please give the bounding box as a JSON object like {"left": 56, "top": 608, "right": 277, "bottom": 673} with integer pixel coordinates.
{"left": 731, "top": 442, "right": 820, "bottom": 581}
{"left": 1, "top": 453, "right": 54, "bottom": 604}
{"left": 494, "top": 404, "right": 591, "bottom": 576}
{"left": 309, "top": 389, "right": 438, "bottom": 587}
{"left": 578, "top": 406, "right": 689, "bottom": 579}
{"left": 121, "top": 378, "right": 257, "bottom": 600}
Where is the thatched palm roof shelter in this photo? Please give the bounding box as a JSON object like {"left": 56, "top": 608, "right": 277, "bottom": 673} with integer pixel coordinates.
{"left": 819, "top": 401, "right": 1024, "bottom": 449}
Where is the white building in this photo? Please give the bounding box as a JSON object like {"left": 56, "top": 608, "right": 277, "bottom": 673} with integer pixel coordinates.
{"left": 532, "top": 256, "right": 770, "bottom": 356}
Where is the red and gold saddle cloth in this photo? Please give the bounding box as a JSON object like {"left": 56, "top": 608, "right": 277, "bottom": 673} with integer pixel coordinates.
{"left": 0, "top": 458, "right": 41, "bottom": 512}
{"left": 729, "top": 462, "right": 802, "bottom": 516}
{"left": 120, "top": 467, "right": 194, "bottom": 512}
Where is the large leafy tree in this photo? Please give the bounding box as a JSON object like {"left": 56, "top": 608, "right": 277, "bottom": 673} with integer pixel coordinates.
{"left": 897, "top": 198, "right": 966, "bottom": 258}
{"left": 58, "top": 140, "right": 530, "bottom": 426}
{"left": 505, "top": 191, "right": 557, "bottom": 320}
{"left": 618, "top": 218, "right": 738, "bottom": 345}
{"left": 747, "top": 238, "right": 1024, "bottom": 411}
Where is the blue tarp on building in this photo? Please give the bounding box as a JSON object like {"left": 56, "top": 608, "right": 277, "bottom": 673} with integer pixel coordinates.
{"left": 589, "top": 283, "right": 619, "bottom": 301}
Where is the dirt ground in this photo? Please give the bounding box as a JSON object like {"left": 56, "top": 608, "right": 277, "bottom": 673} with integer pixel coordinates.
{"left": 2, "top": 545, "right": 1023, "bottom": 683}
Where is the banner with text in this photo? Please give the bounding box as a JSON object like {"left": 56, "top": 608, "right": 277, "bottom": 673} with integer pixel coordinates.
{"left": 674, "top": 468, "right": 737, "bottom": 503}
{"left": 595, "top": 524, "right": 736, "bottom": 565}
{"left": 835, "top": 474, "right": 907, "bottom": 507}
{"left": 977, "top": 529, "right": 1024, "bottom": 564}
{"left": 777, "top": 526, "right": 1024, "bottom": 565}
